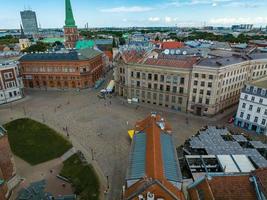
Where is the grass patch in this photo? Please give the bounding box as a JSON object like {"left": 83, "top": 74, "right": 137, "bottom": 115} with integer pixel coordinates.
{"left": 4, "top": 118, "right": 72, "bottom": 165}
{"left": 60, "top": 154, "right": 100, "bottom": 200}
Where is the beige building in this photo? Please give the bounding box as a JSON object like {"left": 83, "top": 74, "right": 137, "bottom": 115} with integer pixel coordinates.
{"left": 188, "top": 53, "right": 267, "bottom": 116}
{"left": 116, "top": 51, "right": 267, "bottom": 116}
{"left": 115, "top": 54, "right": 198, "bottom": 112}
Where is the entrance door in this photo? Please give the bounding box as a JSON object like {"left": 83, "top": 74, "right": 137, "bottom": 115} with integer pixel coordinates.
{"left": 29, "top": 81, "right": 34, "bottom": 88}
{"left": 196, "top": 107, "right": 202, "bottom": 116}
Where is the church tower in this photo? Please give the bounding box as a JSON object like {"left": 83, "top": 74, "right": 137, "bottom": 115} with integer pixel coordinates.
{"left": 64, "top": 0, "right": 79, "bottom": 49}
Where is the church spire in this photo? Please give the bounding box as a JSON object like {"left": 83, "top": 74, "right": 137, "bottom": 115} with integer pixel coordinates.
{"left": 65, "top": 0, "right": 76, "bottom": 27}
{"left": 20, "top": 24, "right": 26, "bottom": 39}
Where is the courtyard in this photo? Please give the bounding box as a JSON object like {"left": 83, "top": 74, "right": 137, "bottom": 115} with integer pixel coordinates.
{"left": 0, "top": 88, "right": 233, "bottom": 200}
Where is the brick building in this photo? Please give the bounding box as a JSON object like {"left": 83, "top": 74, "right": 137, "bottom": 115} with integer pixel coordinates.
{"left": 19, "top": 48, "right": 104, "bottom": 89}
{"left": 0, "top": 61, "right": 24, "bottom": 105}
{"left": 123, "top": 113, "right": 184, "bottom": 200}
{"left": 0, "top": 126, "right": 16, "bottom": 200}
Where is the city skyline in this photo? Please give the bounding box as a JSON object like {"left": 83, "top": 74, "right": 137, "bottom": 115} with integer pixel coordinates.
{"left": 1, "top": 0, "right": 267, "bottom": 29}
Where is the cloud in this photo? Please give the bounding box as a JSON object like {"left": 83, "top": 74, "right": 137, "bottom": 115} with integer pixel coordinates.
{"left": 209, "top": 17, "right": 267, "bottom": 25}
{"left": 167, "top": 0, "right": 265, "bottom": 8}
{"left": 148, "top": 17, "right": 160, "bottom": 22}
{"left": 100, "top": 6, "right": 153, "bottom": 13}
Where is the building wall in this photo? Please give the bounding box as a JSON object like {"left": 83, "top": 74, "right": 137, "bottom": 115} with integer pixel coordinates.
{"left": 188, "top": 59, "right": 267, "bottom": 116}
{"left": 235, "top": 84, "right": 267, "bottom": 134}
{"left": 115, "top": 63, "right": 190, "bottom": 112}
{"left": 0, "top": 63, "right": 24, "bottom": 105}
{"left": 0, "top": 135, "right": 15, "bottom": 181}
{"left": 20, "top": 55, "right": 103, "bottom": 89}
{"left": 64, "top": 27, "right": 79, "bottom": 49}
{"left": 116, "top": 58, "right": 267, "bottom": 116}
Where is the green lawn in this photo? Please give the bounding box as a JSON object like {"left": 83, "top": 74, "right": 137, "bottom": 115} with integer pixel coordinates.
{"left": 60, "top": 154, "right": 100, "bottom": 200}
{"left": 4, "top": 118, "right": 72, "bottom": 165}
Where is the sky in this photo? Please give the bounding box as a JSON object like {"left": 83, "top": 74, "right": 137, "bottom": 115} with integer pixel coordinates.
{"left": 1, "top": 0, "right": 267, "bottom": 29}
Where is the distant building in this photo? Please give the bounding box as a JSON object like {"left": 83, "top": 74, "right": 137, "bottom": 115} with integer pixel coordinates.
{"left": 232, "top": 24, "right": 253, "bottom": 31}
{"left": 19, "top": 48, "right": 104, "bottom": 89}
{"left": 0, "top": 61, "right": 24, "bottom": 104}
{"left": 0, "top": 126, "right": 18, "bottom": 200}
{"left": 235, "top": 76, "right": 267, "bottom": 134}
{"left": 187, "top": 168, "right": 267, "bottom": 200}
{"left": 19, "top": 25, "right": 31, "bottom": 51}
{"left": 20, "top": 10, "right": 39, "bottom": 35}
{"left": 123, "top": 113, "right": 185, "bottom": 200}
{"left": 64, "top": 0, "right": 79, "bottom": 49}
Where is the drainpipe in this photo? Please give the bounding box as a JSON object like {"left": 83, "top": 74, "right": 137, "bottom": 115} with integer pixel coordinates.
{"left": 251, "top": 176, "right": 263, "bottom": 200}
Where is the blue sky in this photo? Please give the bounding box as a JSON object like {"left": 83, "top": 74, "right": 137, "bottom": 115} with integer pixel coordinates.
{"left": 1, "top": 0, "right": 267, "bottom": 29}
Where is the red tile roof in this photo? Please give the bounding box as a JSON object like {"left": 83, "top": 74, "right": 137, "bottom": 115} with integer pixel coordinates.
{"left": 188, "top": 168, "right": 267, "bottom": 200}
{"left": 144, "top": 57, "right": 198, "bottom": 68}
{"left": 124, "top": 114, "right": 185, "bottom": 200}
{"left": 161, "top": 41, "right": 184, "bottom": 49}
{"left": 104, "top": 50, "right": 113, "bottom": 61}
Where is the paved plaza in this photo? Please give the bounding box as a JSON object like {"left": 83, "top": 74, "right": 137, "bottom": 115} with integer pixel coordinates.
{"left": 0, "top": 89, "right": 232, "bottom": 200}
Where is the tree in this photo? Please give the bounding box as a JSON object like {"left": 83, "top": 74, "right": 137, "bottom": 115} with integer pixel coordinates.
{"left": 22, "top": 42, "right": 49, "bottom": 53}
{"left": 155, "top": 35, "right": 160, "bottom": 41}
{"left": 119, "top": 37, "right": 126, "bottom": 45}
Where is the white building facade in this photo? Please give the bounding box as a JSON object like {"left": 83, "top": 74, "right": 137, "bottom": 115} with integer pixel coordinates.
{"left": 0, "top": 61, "right": 24, "bottom": 104}
{"left": 235, "top": 77, "right": 267, "bottom": 135}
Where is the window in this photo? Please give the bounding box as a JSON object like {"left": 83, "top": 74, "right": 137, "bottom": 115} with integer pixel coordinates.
{"left": 254, "top": 116, "right": 258, "bottom": 123}
{"left": 160, "top": 84, "right": 164, "bottom": 91}
{"left": 195, "top": 73, "right": 199, "bottom": 78}
{"left": 262, "top": 119, "right": 266, "bottom": 125}
{"left": 194, "top": 80, "right": 198, "bottom": 86}
{"left": 193, "top": 88, "right": 197, "bottom": 93}
{"left": 200, "top": 89, "right": 204, "bottom": 95}
{"left": 148, "top": 73, "right": 152, "bottom": 80}
{"left": 136, "top": 81, "right": 140, "bottom": 87}
{"left": 199, "top": 98, "right": 203, "bottom": 104}
{"left": 240, "top": 112, "right": 244, "bottom": 118}
{"left": 178, "top": 97, "right": 183, "bottom": 104}
{"left": 206, "top": 99, "right": 210, "bottom": 105}
{"left": 180, "top": 77, "right": 185, "bottom": 85}
{"left": 179, "top": 87, "right": 184, "bottom": 94}
{"left": 257, "top": 107, "right": 261, "bottom": 113}
{"left": 154, "top": 84, "right": 158, "bottom": 90}
{"left": 209, "top": 75, "right": 213, "bottom": 80}
{"left": 244, "top": 95, "right": 248, "bottom": 100}
{"left": 192, "top": 96, "right": 196, "bottom": 103}
{"left": 207, "top": 91, "right": 211, "bottom": 96}
{"left": 249, "top": 105, "right": 253, "bottom": 111}
{"left": 171, "top": 96, "right": 176, "bottom": 103}
{"left": 166, "top": 85, "right": 170, "bottom": 92}
{"left": 148, "top": 83, "right": 151, "bottom": 89}
{"left": 208, "top": 82, "right": 212, "bottom": 88}
{"left": 154, "top": 74, "right": 158, "bottom": 81}
{"left": 201, "top": 81, "right": 205, "bottom": 87}
{"left": 131, "top": 71, "right": 134, "bottom": 77}
{"left": 160, "top": 75, "right": 164, "bottom": 82}
{"left": 259, "top": 98, "right": 263, "bottom": 104}
{"left": 202, "top": 74, "right": 206, "bottom": 79}
{"left": 251, "top": 96, "right": 255, "bottom": 102}
{"left": 247, "top": 114, "right": 251, "bottom": 120}
{"left": 265, "top": 109, "right": 267, "bottom": 115}
{"left": 173, "top": 86, "right": 177, "bottom": 93}
{"left": 136, "top": 72, "right": 140, "bottom": 78}
{"left": 242, "top": 103, "right": 246, "bottom": 108}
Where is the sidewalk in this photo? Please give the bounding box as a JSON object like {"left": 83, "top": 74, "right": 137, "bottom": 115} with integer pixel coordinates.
{"left": 115, "top": 96, "right": 237, "bottom": 122}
